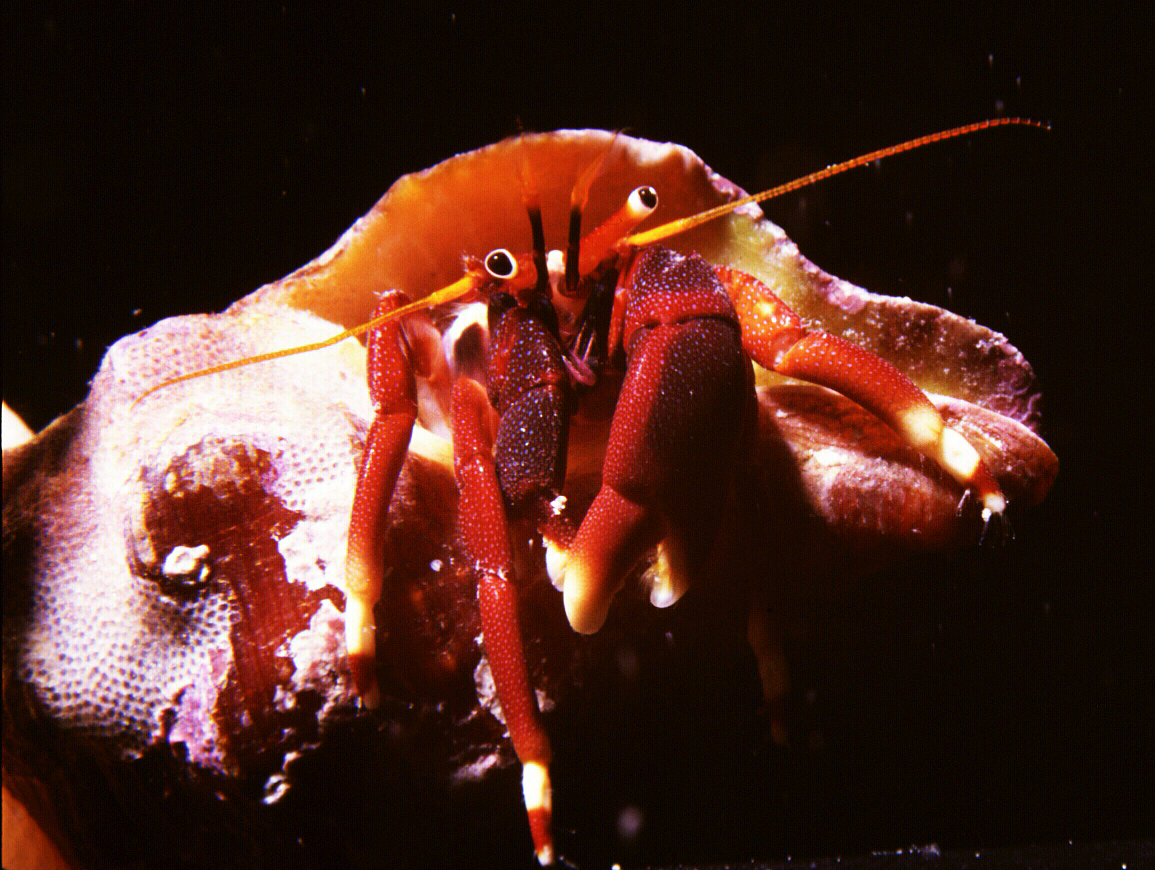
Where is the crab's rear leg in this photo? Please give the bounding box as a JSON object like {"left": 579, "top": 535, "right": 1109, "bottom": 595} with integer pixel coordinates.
{"left": 717, "top": 265, "right": 1007, "bottom": 741}
{"left": 716, "top": 266, "right": 1006, "bottom": 521}
{"left": 345, "top": 291, "right": 446, "bottom": 708}
{"left": 451, "top": 376, "right": 556, "bottom": 866}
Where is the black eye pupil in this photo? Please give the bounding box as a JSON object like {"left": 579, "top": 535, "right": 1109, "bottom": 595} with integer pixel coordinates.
{"left": 638, "top": 186, "right": 657, "bottom": 208}
{"left": 485, "top": 249, "right": 516, "bottom": 278}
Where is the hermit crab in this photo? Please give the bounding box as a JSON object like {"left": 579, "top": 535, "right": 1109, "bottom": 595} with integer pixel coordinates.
{"left": 3, "top": 126, "right": 1057, "bottom": 868}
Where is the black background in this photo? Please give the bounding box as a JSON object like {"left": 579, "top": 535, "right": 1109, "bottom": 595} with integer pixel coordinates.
{"left": 4, "top": 3, "right": 1150, "bottom": 867}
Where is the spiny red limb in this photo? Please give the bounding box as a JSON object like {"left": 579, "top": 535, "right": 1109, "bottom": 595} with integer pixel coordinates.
{"left": 717, "top": 267, "right": 1006, "bottom": 518}
{"left": 778, "top": 331, "right": 942, "bottom": 431}
{"left": 345, "top": 293, "right": 420, "bottom": 708}
{"left": 450, "top": 377, "right": 555, "bottom": 865}
{"left": 717, "top": 265, "right": 804, "bottom": 332}
{"left": 747, "top": 592, "right": 791, "bottom": 747}
{"left": 478, "top": 572, "right": 553, "bottom": 766}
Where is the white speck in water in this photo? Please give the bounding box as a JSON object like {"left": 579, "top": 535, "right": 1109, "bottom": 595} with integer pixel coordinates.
{"left": 616, "top": 646, "right": 639, "bottom": 680}
{"left": 429, "top": 559, "right": 443, "bottom": 572}
{"left": 263, "top": 774, "right": 290, "bottom": 804}
{"left": 616, "top": 805, "right": 644, "bottom": 843}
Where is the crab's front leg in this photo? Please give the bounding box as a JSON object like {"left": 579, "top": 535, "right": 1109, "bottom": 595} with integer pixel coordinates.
{"left": 716, "top": 265, "right": 1007, "bottom": 522}
{"left": 451, "top": 375, "right": 556, "bottom": 865}
{"left": 562, "top": 246, "right": 755, "bottom": 635}
{"left": 345, "top": 291, "right": 446, "bottom": 708}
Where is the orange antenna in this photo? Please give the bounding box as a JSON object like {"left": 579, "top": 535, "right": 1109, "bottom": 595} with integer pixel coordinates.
{"left": 624, "top": 118, "right": 1050, "bottom": 249}
{"left": 133, "top": 271, "right": 481, "bottom": 405}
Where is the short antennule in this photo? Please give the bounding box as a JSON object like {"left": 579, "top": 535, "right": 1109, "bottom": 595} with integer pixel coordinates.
{"left": 625, "top": 117, "right": 1050, "bottom": 248}
{"left": 564, "top": 134, "right": 621, "bottom": 294}
{"left": 517, "top": 136, "right": 550, "bottom": 296}
{"left": 565, "top": 203, "right": 583, "bottom": 295}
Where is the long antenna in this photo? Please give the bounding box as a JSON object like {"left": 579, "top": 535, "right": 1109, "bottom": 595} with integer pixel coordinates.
{"left": 624, "top": 118, "right": 1049, "bottom": 248}
{"left": 133, "top": 272, "right": 480, "bottom": 404}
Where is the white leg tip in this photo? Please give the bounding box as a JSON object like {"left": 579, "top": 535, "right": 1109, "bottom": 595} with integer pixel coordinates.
{"left": 545, "top": 539, "right": 568, "bottom": 591}
{"left": 938, "top": 425, "right": 982, "bottom": 485}
{"left": 522, "top": 760, "right": 552, "bottom": 813}
{"left": 645, "top": 538, "right": 689, "bottom": 609}
{"left": 522, "top": 760, "right": 554, "bottom": 864}
{"left": 344, "top": 598, "right": 376, "bottom": 658}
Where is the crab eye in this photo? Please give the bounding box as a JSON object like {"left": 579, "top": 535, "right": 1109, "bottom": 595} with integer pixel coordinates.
{"left": 630, "top": 185, "right": 658, "bottom": 214}
{"left": 485, "top": 249, "right": 518, "bottom": 280}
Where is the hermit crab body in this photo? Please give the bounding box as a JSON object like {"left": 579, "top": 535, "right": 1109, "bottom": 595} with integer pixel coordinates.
{"left": 2, "top": 129, "right": 1056, "bottom": 868}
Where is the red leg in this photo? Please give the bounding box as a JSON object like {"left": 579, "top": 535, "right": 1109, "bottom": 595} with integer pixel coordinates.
{"left": 717, "top": 265, "right": 1006, "bottom": 520}
{"left": 747, "top": 590, "right": 791, "bottom": 746}
{"left": 345, "top": 292, "right": 419, "bottom": 708}
{"left": 451, "top": 377, "right": 555, "bottom": 865}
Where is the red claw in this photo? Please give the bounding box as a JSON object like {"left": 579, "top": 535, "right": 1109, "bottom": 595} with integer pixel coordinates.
{"left": 563, "top": 247, "right": 754, "bottom": 634}
{"left": 347, "top": 239, "right": 1023, "bottom": 862}
{"left": 563, "top": 248, "right": 1015, "bottom": 637}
